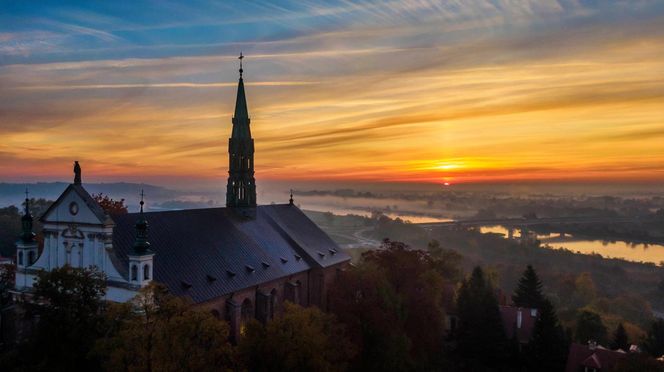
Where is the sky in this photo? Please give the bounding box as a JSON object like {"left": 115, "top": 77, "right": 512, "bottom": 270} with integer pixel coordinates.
{"left": 1, "top": 0, "right": 664, "bottom": 187}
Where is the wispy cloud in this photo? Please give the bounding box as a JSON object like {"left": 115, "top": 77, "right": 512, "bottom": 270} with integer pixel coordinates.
{"left": 1, "top": 1, "right": 664, "bottom": 184}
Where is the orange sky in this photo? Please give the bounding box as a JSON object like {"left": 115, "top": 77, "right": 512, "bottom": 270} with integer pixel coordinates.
{"left": 2, "top": 1, "right": 664, "bottom": 186}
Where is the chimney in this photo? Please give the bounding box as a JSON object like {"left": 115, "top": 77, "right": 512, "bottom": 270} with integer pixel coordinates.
{"left": 517, "top": 309, "right": 523, "bottom": 329}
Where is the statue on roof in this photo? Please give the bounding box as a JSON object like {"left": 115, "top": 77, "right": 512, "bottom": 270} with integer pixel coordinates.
{"left": 74, "top": 161, "right": 81, "bottom": 185}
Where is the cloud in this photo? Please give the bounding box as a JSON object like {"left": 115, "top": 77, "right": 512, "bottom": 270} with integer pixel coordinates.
{"left": 1, "top": 1, "right": 664, "bottom": 183}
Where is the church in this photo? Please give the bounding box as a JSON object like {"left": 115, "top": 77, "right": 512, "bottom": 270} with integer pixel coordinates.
{"left": 13, "top": 58, "right": 350, "bottom": 340}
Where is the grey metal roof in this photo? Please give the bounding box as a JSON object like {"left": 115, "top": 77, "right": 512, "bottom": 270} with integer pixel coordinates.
{"left": 112, "top": 204, "right": 349, "bottom": 303}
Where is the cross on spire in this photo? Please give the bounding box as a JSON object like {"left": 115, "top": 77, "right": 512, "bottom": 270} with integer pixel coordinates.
{"left": 239, "top": 52, "right": 244, "bottom": 78}
{"left": 25, "top": 187, "right": 29, "bottom": 201}
{"left": 289, "top": 189, "right": 294, "bottom": 205}
{"left": 139, "top": 189, "right": 145, "bottom": 213}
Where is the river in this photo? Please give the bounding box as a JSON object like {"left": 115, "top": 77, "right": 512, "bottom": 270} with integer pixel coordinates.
{"left": 480, "top": 225, "right": 664, "bottom": 265}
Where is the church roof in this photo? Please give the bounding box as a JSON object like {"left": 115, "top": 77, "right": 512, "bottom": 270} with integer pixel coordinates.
{"left": 111, "top": 204, "right": 349, "bottom": 303}
{"left": 40, "top": 183, "right": 108, "bottom": 223}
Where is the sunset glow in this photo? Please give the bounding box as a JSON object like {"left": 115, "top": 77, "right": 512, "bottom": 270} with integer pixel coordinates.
{"left": 2, "top": 1, "right": 664, "bottom": 186}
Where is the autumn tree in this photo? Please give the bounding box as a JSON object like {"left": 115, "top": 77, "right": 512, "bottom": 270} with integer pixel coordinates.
{"left": 96, "top": 283, "right": 237, "bottom": 372}
{"left": 427, "top": 239, "right": 463, "bottom": 281}
{"left": 92, "top": 193, "right": 128, "bottom": 215}
{"left": 239, "top": 302, "right": 354, "bottom": 372}
{"left": 512, "top": 265, "right": 546, "bottom": 308}
{"left": 329, "top": 239, "right": 453, "bottom": 370}
{"left": 19, "top": 266, "right": 107, "bottom": 371}
{"left": 456, "top": 266, "right": 509, "bottom": 370}
{"left": 329, "top": 262, "right": 413, "bottom": 371}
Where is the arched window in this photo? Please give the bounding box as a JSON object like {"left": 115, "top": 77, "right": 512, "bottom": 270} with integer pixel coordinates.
{"left": 28, "top": 251, "right": 35, "bottom": 265}
{"left": 295, "top": 280, "right": 303, "bottom": 305}
{"left": 131, "top": 265, "right": 138, "bottom": 281}
{"left": 18, "top": 251, "right": 23, "bottom": 266}
{"left": 143, "top": 264, "right": 150, "bottom": 280}
{"left": 240, "top": 298, "right": 254, "bottom": 337}
{"left": 241, "top": 298, "right": 253, "bottom": 321}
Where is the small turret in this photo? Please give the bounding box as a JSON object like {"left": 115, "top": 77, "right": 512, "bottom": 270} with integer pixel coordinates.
{"left": 21, "top": 192, "right": 36, "bottom": 243}
{"left": 16, "top": 189, "right": 39, "bottom": 270}
{"left": 128, "top": 190, "right": 154, "bottom": 287}
{"left": 132, "top": 192, "right": 151, "bottom": 254}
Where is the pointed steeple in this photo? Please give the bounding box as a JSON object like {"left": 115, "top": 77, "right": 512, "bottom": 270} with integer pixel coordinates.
{"left": 132, "top": 190, "right": 151, "bottom": 254}
{"left": 20, "top": 189, "right": 36, "bottom": 243}
{"left": 227, "top": 53, "right": 257, "bottom": 209}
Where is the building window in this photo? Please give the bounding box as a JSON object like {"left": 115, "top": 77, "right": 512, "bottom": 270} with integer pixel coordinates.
{"left": 240, "top": 298, "right": 254, "bottom": 336}
{"left": 143, "top": 264, "right": 150, "bottom": 280}
{"left": 18, "top": 251, "right": 23, "bottom": 265}
{"left": 131, "top": 265, "right": 138, "bottom": 281}
{"left": 296, "top": 280, "right": 303, "bottom": 305}
{"left": 270, "top": 288, "right": 278, "bottom": 320}
{"left": 28, "top": 251, "right": 35, "bottom": 265}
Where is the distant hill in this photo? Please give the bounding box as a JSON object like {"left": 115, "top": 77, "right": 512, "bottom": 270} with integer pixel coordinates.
{"left": 0, "top": 182, "right": 184, "bottom": 210}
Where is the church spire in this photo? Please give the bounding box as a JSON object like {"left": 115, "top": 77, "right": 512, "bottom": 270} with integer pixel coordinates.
{"left": 226, "top": 53, "right": 257, "bottom": 209}
{"left": 20, "top": 188, "right": 36, "bottom": 243}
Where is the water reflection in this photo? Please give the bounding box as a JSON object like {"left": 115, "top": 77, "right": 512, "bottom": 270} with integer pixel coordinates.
{"left": 480, "top": 225, "right": 664, "bottom": 264}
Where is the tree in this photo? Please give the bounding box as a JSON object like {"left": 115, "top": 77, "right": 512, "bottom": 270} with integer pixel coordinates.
{"left": 239, "top": 302, "right": 354, "bottom": 372}
{"left": 92, "top": 193, "right": 128, "bottom": 215}
{"left": 329, "top": 240, "right": 453, "bottom": 371}
{"left": 611, "top": 323, "right": 629, "bottom": 351}
{"left": 329, "top": 262, "right": 413, "bottom": 371}
{"left": 0, "top": 205, "right": 21, "bottom": 257}
{"left": 0, "top": 263, "right": 16, "bottom": 307}
{"left": 427, "top": 239, "right": 463, "bottom": 281}
{"left": 526, "top": 299, "right": 568, "bottom": 372}
{"left": 643, "top": 319, "right": 664, "bottom": 358}
{"left": 456, "top": 266, "right": 509, "bottom": 369}
{"left": 22, "top": 266, "right": 107, "bottom": 371}
{"left": 575, "top": 310, "right": 607, "bottom": 344}
{"left": 512, "top": 265, "right": 546, "bottom": 308}
{"left": 96, "top": 283, "right": 237, "bottom": 372}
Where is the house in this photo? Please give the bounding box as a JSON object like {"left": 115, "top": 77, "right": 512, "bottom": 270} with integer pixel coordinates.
{"left": 565, "top": 342, "right": 628, "bottom": 372}
{"left": 499, "top": 306, "right": 538, "bottom": 348}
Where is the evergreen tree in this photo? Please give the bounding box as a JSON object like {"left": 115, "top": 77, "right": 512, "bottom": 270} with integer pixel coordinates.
{"left": 526, "top": 299, "right": 568, "bottom": 372}
{"left": 456, "top": 266, "right": 509, "bottom": 369}
{"left": 610, "top": 323, "right": 629, "bottom": 351}
{"left": 575, "top": 310, "right": 607, "bottom": 344}
{"left": 643, "top": 319, "right": 664, "bottom": 358}
{"left": 512, "top": 265, "right": 545, "bottom": 308}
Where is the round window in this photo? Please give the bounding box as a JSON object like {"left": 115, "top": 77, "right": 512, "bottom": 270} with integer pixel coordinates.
{"left": 69, "top": 201, "right": 79, "bottom": 215}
